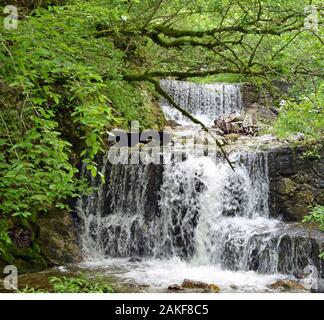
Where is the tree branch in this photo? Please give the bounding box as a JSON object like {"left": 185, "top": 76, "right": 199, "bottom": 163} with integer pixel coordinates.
{"left": 130, "top": 76, "right": 235, "bottom": 170}
{"left": 123, "top": 67, "right": 264, "bottom": 81}
{"left": 152, "top": 78, "right": 235, "bottom": 170}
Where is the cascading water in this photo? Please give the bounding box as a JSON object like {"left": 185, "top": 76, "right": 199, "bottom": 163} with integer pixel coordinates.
{"left": 160, "top": 80, "right": 242, "bottom": 126}
{"left": 77, "top": 80, "right": 323, "bottom": 292}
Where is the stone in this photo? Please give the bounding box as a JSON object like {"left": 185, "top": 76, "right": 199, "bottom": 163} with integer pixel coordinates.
{"left": 276, "top": 178, "right": 296, "bottom": 195}
{"left": 168, "top": 284, "right": 183, "bottom": 291}
{"left": 165, "top": 120, "right": 180, "bottom": 128}
{"left": 242, "top": 113, "right": 256, "bottom": 127}
{"left": 207, "top": 284, "right": 220, "bottom": 293}
{"left": 182, "top": 279, "right": 209, "bottom": 289}
{"left": 268, "top": 142, "right": 324, "bottom": 221}
{"left": 37, "top": 208, "right": 82, "bottom": 266}
{"left": 298, "top": 190, "right": 314, "bottom": 204}
{"left": 269, "top": 279, "right": 307, "bottom": 292}
{"left": 128, "top": 257, "right": 142, "bottom": 263}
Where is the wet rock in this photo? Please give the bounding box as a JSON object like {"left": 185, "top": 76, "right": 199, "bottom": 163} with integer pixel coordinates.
{"left": 168, "top": 284, "right": 183, "bottom": 291}
{"left": 37, "top": 208, "right": 82, "bottom": 266}
{"left": 298, "top": 190, "right": 314, "bottom": 203}
{"left": 268, "top": 142, "right": 324, "bottom": 221}
{"left": 242, "top": 113, "right": 256, "bottom": 128}
{"left": 182, "top": 279, "right": 209, "bottom": 289}
{"left": 269, "top": 279, "right": 307, "bottom": 292}
{"left": 207, "top": 284, "right": 220, "bottom": 293}
{"left": 128, "top": 257, "right": 142, "bottom": 263}
{"left": 246, "top": 103, "right": 277, "bottom": 125}
{"left": 241, "top": 84, "right": 272, "bottom": 108}
{"left": 165, "top": 120, "right": 180, "bottom": 128}
{"left": 276, "top": 178, "right": 296, "bottom": 195}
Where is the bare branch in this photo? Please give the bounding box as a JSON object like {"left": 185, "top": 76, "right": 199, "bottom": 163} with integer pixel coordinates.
{"left": 147, "top": 78, "right": 235, "bottom": 170}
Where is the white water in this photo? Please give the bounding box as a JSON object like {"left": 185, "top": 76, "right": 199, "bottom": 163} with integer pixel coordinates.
{"left": 160, "top": 80, "right": 242, "bottom": 126}
{"left": 80, "top": 257, "right": 296, "bottom": 293}
{"left": 77, "top": 80, "right": 323, "bottom": 292}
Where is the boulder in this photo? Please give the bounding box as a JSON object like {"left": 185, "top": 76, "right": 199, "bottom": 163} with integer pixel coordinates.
{"left": 269, "top": 279, "right": 307, "bottom": 292}
{"left": 128, "top": 257, "right": 142, "bottom": 263}
{"left": 168, "top": 284, "right": 183, "bottom": 291}
{"left": 207, "top": 284, "right": 220, "bottom": 293}
{"left": 276, "top": 178, "right": 296, "bottom": 195}
{"left": 37, "top": 208, "right": 82, "bottom": 266}
{"left": 165, "top": 120, "right": 180, "bottom": 128}
{"left": 182, "top": 279, "right": 209, "bottom": 289}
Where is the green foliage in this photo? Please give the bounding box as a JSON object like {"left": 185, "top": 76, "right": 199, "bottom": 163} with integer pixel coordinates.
{"left": 0, "top": 118, "right": 84, "bottom": 217}
{"left": 17, "top": 285, "right": 46, "bottom": 293}
{"left": 17, "top": 275, "right": 114, "bottom": 293}
{"left": 303, "top": 205, "right": 324, "bottom": 231}
{"left": 273, "top": 96, "right": 324, "bottom": 139}
{"left": 49, "top": 276, "right": 114, "bottom": 293}
{"left": 0, "top": 219, "right": 11, "bottom": 255}
{"left": 301, "top": 147, "right": 321, "bottom": 161}
{"left": 303, "top": 205, "right": 324, "bottom": 259}
{"left": 0, "top": 1, "right": 162, "bottom": 226}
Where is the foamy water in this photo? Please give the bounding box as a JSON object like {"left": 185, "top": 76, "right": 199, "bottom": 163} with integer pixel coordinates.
{"left": 79, "top": 257, "right": 298, "bottom": 292}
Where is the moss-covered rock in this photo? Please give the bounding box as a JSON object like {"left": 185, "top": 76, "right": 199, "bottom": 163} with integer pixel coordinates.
{"left": 276, "top": 178, "right": 296, "bottom": 195}
{"left": 207, "top": 284, "right": 220, "bottom": 293}
{"left": 0, "top": 208, "right": 82, "bottom": 274}
{"left": 268, "top": 279, "right": 307, "bottom": 292}
{"left": 0, "top": 243, "right": 47, "bottom": 274}
{"left": 182, "top": 279, "right": 208, "bottom": 289}
{"left": 37, "top": 208, "right": 82, "bottom": 266}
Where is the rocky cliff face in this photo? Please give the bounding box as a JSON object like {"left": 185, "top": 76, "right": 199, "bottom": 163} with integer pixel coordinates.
{"left": 268, "top": 142, "right": 324, "bottom": 221}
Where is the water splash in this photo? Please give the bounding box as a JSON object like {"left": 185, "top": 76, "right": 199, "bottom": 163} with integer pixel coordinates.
{"left": 77, "top": 149, "right": 323, "bottom": 282}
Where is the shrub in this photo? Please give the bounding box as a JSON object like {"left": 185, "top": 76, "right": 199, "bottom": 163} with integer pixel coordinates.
{"left": 273, "top": 91, "right": 324, "bottom": 139}
{"left": 303, "top": 205, "right": 324, "bottom": 259}
{"left": 49, "top": 276, "right": 114, "bottom": 293}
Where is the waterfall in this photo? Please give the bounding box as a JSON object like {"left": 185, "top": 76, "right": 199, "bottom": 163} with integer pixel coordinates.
{"left": 78, "top": 150, "right": 323, "bottom": 279}
{"left": 160, "top": 80, "right": 242, "bottom": 126}
{"left": 77, "top": 79, "right": 323, "bottom": 290}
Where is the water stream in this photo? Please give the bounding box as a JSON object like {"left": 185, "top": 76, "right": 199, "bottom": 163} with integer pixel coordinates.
{"left": 77, "top": 81, "right": 323, "bottom": 292}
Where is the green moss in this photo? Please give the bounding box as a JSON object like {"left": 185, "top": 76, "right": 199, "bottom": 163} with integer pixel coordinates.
{"left": 0, "top": 251, "right": 15, "bottom": 265}
{"left": 10, "top": 245, "right": 47, "bottom": 273}
{"left": 0, "top": 220, "right": 48, "bottom": 273}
